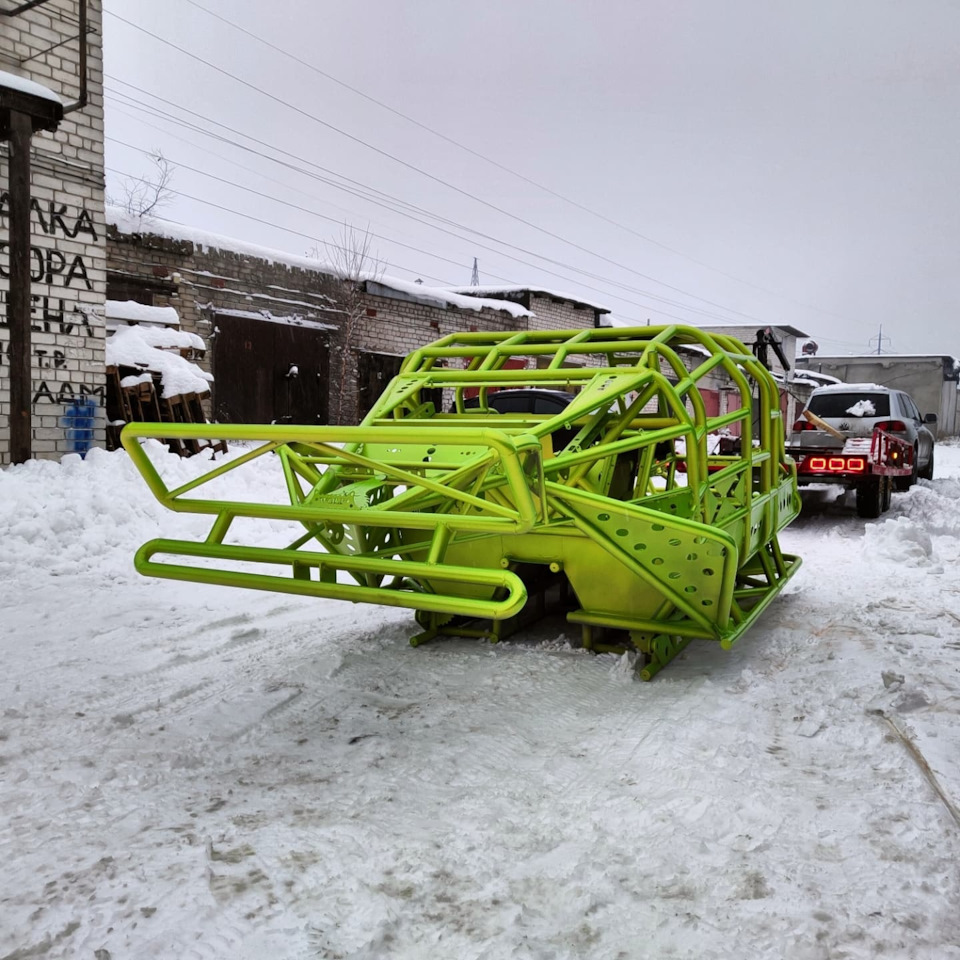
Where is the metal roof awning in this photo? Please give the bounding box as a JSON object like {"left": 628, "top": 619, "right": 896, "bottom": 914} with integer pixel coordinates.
{"left": 0, "top": 69, "right": 63, "bottom": 137}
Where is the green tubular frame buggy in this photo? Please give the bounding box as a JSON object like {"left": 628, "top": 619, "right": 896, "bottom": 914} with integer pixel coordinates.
{"left": 122, "top": 324, "right": 801, "bottom": 679}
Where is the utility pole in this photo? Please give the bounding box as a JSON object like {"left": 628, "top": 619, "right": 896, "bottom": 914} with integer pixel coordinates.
{"left": 470, "top": 257, "right": 479, "bottom": 287}
{"left": 7, "top": 109, "right": 32, "bottom": 464}
{"left": 1, "top": 80, "right": 64, "bottom": 463}
{"left": 869, "top": 324, "right": 891, "bottom": 355}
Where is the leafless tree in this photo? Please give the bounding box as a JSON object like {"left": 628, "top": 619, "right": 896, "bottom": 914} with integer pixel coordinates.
{"left": 311, "top": 224, "right": 385, "bottom": 424}
{"left": 110, "top": 150, "right": 175, "bottom": 223}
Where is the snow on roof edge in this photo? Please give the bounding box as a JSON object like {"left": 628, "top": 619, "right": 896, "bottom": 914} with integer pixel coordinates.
{"left": 106, "top": 206, "right": 531, "bottom": 320}
{"left": 606, "top": 317, "right": 809, "bottom": 338}
{"left": 0, "top": 69, "right": 61, "bottom": 104}
{"left": 445, "top": 284, "right": 610, "bottom": 314}
{"left": 798, "top": 353, "right": 960, "bottom": 364}
{"left": 214, "top": 307, "right": 338, "bottom": 331}
{"left": 366, "top": 277, "right": 530, "bottom": 318}
{"left": 810, "top": 381, "right": 890, "bottom": 393}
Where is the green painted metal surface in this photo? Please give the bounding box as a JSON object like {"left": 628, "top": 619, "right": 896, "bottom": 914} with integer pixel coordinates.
{"left": 122, "top": 324, "right": 801, "bottom": 678}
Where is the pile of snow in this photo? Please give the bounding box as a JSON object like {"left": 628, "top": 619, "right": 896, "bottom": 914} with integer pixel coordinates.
{"left": 795, "top": 370, "right": 844, "bottom": 387}
{"left": 106, "top": 299, "right": 181, "bottom": 328}
{"left": 128, "top": 324, "right": 205, "bottom": 352}
{"left": 0, "top": 442, "right": 288, "bottom": 581}
{"left": 886, "top": 475, "right": 960, "bottom": 538}
{"left": 119, "top": 371, "right": 153, "bottom": 389}
{"left": 846, "top": 399, "right": 877, "bottom": 417}
{"left": 0, "top": 446, "right": 174, "bottom": 579}
{"left": 105, "top": 324, "right": 212, "bottom": 398}
{"left": 862, "top": 515, "right": 936, "bottom": 567}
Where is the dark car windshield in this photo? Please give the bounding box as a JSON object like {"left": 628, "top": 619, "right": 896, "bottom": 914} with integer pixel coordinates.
{"left": 807, "top": 392, "right": 890, "bottom": 419}
{"left": 460, "top": 390, "right": 574, "bottom": 414}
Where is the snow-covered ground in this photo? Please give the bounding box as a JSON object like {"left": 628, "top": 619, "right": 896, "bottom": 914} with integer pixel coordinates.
{"left": 2, "top": 442, "right": 960, "bottom": 959}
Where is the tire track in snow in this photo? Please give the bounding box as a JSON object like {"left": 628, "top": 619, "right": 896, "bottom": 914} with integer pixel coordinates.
{"left": 76, "top": 607, "right": 369, "bottom": 725}
{"left": 366, "top": 642, "right": 703, "bottom": 818}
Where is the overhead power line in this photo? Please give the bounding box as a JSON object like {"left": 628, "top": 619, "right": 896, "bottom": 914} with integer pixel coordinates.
{"left": 106, "top": 167, "right": 456, "bottom": 287}
{"left": 105, "top": 82, "right": 763, "bottom": 325}
{"left": 107, "top": 148, "right": 684, "bottom": 325}
{"left": 109, "top": 166, "right": 648, "bottom": 323}
{"left": 180, "top": 0, "right": 857, "bottom": 326}
{"left": 104, "top": 9, "right": 785, "bottom": 326}
{"left": 108, "top": 144, "right": 526, "bottom": 282}
{"left": 107, "top": 119, "right": 713, "bottom": 324}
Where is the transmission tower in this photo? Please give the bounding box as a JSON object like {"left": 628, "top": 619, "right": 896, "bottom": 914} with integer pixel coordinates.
{"left": 869, "top": 324, "right": 892, "bottom": 355}
{"left": 470, "top": 257, "right": 480, "bottom": 286}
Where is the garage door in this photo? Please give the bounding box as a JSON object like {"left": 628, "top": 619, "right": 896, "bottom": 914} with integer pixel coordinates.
{"left": 212, "top": 314, "right": 329, "bottom": 424}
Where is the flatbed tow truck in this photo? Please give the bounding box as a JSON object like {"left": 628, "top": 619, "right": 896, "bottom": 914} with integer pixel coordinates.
{"left": 787, "top": 410, "right": 914, "bottom": 518}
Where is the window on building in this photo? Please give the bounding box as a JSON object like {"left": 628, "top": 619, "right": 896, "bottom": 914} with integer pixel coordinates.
{"left": 106, "top": 273, "right": 175, "bottom": 305}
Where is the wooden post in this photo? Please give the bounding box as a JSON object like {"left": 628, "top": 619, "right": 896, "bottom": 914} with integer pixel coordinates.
{"left": 8, "top": 108, "right": 33, "bottom": 464}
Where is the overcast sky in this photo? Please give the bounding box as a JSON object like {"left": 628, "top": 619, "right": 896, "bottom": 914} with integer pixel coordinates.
{"left": 102, "top": 0, "right": 960, "bottom": 356}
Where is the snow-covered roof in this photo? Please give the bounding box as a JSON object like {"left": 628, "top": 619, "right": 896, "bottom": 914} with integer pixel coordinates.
{"left": 605, "top": 318, "right": 809, "bottom": 338}
{"left": 792, "top": 369, "right": 843, "bottom": 387}
{"left": 810, "top": 381, "right": 889, "bottom": 393}
{"left": 106, "top": 206, "right": 532, "bottom": 320}
{"left": 696, "top": 322, "right": 810, "bottom": 339}
{"left": 214, "top": 307, "right": 337, "bottom": 331}
{"left": 106, "top": 300, "right": 180, "bottom": 328}
{"left": 444, "top": 284, "right": 610, "bottom": 314}
{"left": 363, "top": 278, "right": 530, "bottom": 318}
{"left": 0, "top": 69, "right": 61, "bottom": 104}
{"left": 798, "top": 353, "right": 960, "bottom": 365}
{"left": 105, "top": 324, "right": 212, "bottom": 399}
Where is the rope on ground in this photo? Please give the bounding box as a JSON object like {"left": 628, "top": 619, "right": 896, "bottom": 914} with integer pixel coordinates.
{"left": 877, "top": 710, "right": 960, "bottom": 829}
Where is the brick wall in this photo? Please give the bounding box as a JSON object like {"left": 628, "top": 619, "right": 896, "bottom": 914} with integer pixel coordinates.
{"left": 525, "top": 293, "right": 599, "bottom": 332}
{"left": 106, "top": 230, "right": 343, "bottom": 345}
{"left": 107, "top": 228, "right": 535, "bottom": 424}
{"left": 1, "top": 0, "right": 106, "bottom": 464}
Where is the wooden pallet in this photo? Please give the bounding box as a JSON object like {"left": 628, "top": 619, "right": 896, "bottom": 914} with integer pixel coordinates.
{"left": 105, "top": 364, "right": 227, "bottom": 458}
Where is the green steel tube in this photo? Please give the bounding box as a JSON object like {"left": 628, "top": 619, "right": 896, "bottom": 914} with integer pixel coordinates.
{"left": 136, "top": 538, "right": 527, "bottom": 619}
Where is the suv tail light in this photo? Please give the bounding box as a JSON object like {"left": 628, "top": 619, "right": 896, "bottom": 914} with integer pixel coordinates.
{"left": 876, "top": 420, "right": 907, "bottom": 432}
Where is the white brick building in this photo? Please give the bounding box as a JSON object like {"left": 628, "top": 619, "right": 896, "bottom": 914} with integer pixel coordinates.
{"left": 0, "top": 0, "right": 106, "bottom": 464}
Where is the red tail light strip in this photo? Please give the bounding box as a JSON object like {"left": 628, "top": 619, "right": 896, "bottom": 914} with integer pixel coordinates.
{"left": 803, "top": 456, "right": 866, "bottom": 474}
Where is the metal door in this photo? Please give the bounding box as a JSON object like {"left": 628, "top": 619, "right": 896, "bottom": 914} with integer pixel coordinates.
{"left": 212, "top": 314, "right": 329, "bottom": 424}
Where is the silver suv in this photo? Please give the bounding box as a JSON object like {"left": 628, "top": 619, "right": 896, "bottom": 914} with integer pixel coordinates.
{"left": 791, "top": 383, "right": 936, "bottom": 484}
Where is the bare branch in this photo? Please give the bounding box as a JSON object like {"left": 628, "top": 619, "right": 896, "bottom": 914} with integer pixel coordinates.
{"left": 307, "top": 223, "right": 385, "bottom": 424}
{"left": 321, "top": 222, "right": 384, "bottom": 282}
{"left": 108, "top": 150, "right": 175, "bottom": 223}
